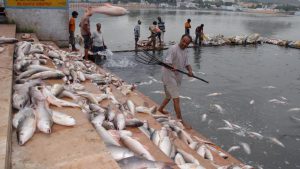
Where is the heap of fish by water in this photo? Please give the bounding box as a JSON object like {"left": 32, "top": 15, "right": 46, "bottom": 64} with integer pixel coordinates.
{"left": 11, "top": 40, "right": 255, "bottom": 168}
{"left": 202, "top": 33, "right": 300, "bottom": 49}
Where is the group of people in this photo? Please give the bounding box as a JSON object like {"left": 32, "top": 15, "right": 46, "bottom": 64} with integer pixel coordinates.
{"left": 134, "top": 18, "right": 204, "bottom": 49}
{"left": 185, "top": 18, "right": 205, "bottom": 46}
{"left": 68, "top": 10, "right": 200, "bottom": 127}
{"left": 69, "top": 9, "right": 107, "bottom": 60}
{"left": 134, "top": 16, "right": 166, "bottom": 48}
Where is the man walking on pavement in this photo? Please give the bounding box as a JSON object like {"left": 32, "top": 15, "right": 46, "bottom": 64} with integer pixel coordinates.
{"left": 158, "top": 34, "right": 194, "bottom": 128}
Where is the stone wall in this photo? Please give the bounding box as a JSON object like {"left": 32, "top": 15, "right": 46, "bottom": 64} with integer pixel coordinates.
{"left": 6, "top": 9, "right": 69, "bottom": 47}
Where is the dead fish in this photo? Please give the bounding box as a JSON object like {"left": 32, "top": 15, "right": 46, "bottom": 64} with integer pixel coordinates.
{"left": 159, "top": 136, "right": 172, "bottom": 157}
{"left": 125, "top": 118, "right": 144, "bottom": 128}
{"left": 27, "top": 70, "right": 65, "bottom": 80}
{"left": 17, "top": 110, "right": 36, "bottom": 145}
{"left": 175, "top": 153, "right": 186, "bottom": 165}
{"left": 0, "top": 46, "right": 4, "bottom": 53}
{"left": 106, "top": 145, "right": 135, "bottom": 161}
{"left": 262, "top": 86, "right": 276, "bottom": 89}
{"left": 77, "top": 91, "right": 98, "bottom": 104}
{"left": 178, "top": 163, "right": 205, "bottom": 169}
{"left": 102, "top": 121, "right": 115, "bottom": 130}
{"left": 93, "top": 123, "right": 120, "bottom": 146}
{"left": 0, "top": 36, "right": 18, "bottom": 44}
{"left": 268, "top": 99, "right": 287, "bottom": 105}
{"left": 177, "top": 148, "right": 200, "bottom": 165}
{"left": 209, "top": 104, "right": 224, "bottom": 114}
{"left": 267, "top": 137, "right": 285, "bottom": 148}
{"left": 51, "top": 110, "right": 76, "bottom": 126}
{"left": 120, "top": 135, "right": 155, "bottom": 161}
{"left": 50, "top": 84, "right": 64, "bottom": 96}
{"left": 42, "top": 87, "right": 79, "bottom": 108}
{"left": 288, "top": 108, "right": 300, "bottom": 112}
{"left": 127, "top": 100, "right": 135, "bottom": 115}
{"left": 290, "top": 115, "right": 300, "bottom": 123}
{"left": 114, "top": 113, "right": 125, "bottom": 130}
{"left": 228, "top": 146, "right": 241, "bottom": 153}
{"left": 178, "top": 129, "right": 194, "bottom": 145}
{"left": 206, "top": 92, "right": 222, "bottom": 97}
{"left": 201, "top": 114, "right": 207, "bottom": 122}
{"left": 135, "top": 105, "right": 157, "bottom": 114}
{"left": 35, "top": 101, "right": 53, "bottom": 134}
{"left": 91, "top": 113, "right": 105, "bottom": 126}
{"left": 91, "top": 4, "right": 129, "bottom": 16}
{"left": 247, "top": 131, "right": 264, "bottom": 140}
{"left": 13, "top": 107, "right": 34, "bottom": 128}
{"left": 240, "top": 142, "right": 251, "bottom": 154}
{"left": 117, "top": 156, "right": 174, "bottom": 169}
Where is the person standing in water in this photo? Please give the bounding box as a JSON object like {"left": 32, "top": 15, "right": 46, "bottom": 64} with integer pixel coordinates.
{"left": 185, "top": 19, "right": 191, "bottom": 35}
{"left": 158, "top": 34, "right": 194, "bottom": 127}
{"left": 134, "top": 20, "right": 141, "bottom": 48}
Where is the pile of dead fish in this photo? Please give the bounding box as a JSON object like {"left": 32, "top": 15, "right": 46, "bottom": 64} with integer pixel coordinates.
{"left": 202, "top": 33, "right": 300, "bottom": 49}
{"left": 12, "top": 40, "right": 254, "bottom": 168}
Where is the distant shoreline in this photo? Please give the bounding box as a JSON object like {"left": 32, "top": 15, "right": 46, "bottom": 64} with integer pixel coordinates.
{"left": 69, "top": 2, "right": 297, "bottom": 16}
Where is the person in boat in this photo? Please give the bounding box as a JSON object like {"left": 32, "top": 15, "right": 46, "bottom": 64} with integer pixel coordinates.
{"left": 91, "top": 23, "right": 107, "bottom": 59}
{"left": 158, "top": 34, "right": 194, "bottom": 127}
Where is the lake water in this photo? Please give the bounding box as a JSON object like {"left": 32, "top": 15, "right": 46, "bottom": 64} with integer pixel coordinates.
{"left": 74, "top": 8, "right": 300, "bottom": 169}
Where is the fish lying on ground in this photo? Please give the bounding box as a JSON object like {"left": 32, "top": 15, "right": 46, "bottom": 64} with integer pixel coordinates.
{"left": 120, "top": 135, "right": 155, "bottom": 161}
{"left": 0, "top": 36, "right": 18, "bottom": 44}
{"left": 16, "top": 109, "right": 36, "bottom": 145}
{"left": 51, "top": 111, "right": 76, "bottom": 126}
{"left": 106, "top": 145, "right": 135, "bottom": 161}
{"left": 0, "top": 46, "right": 4, "bottom": 53}
{"left": 91, "top": 3, "right": 129, "bottom": 16}
{"left": 135, "top": 105, "right": 157, "bottom": 114}
{"left": 117, "top": 156, "right": 174, "bottom": 169}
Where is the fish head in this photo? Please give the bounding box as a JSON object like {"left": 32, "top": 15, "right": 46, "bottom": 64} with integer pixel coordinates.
{"left": 38, "top": 120, "right": 52, "bottom": 134}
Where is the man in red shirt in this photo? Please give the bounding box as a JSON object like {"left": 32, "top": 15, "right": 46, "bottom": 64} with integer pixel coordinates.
{"left": 69, "top": 11, "right": 78, "bottom": 51}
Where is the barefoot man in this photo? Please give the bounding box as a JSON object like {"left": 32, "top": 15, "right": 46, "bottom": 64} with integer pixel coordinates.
{"left": 158, "top": 34, "right": 194, "bottom": 126}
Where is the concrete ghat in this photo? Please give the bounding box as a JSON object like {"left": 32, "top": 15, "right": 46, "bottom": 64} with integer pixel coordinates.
{"left": 6, "top": 32, "right": 243, "bottom": 168}
{"left": 0, "top": 24, "right": 15, "bottom": 169}
{"left": 10, "top": 35, "right": 120, "bottom": 169}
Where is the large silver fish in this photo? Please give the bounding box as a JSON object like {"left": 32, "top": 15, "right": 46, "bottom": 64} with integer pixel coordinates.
{"left": 114, "top": 113, "right": 125, "bottom": 130}
{"left": 117, "top": 156, "right": 174, "bottom": 169}
{"left": 0, "top": 36, "right": 18, "bottom": 44}
{"left": 51, "top": 110, "right": 76, "bottom": 126}
{"left": 16, "top": 109, "right": 36, "bottom": 145}
{"left": 106, "top": 145, "right": 135, "bottom": 161}
{"left": 135, "top": 105, "right": 157, "bottom": 115}
{"left": 93, "top": 123, "right": 120, "bottom": 146}
{"left": 120, "top": 135, "right": 155, "bottom": 161}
